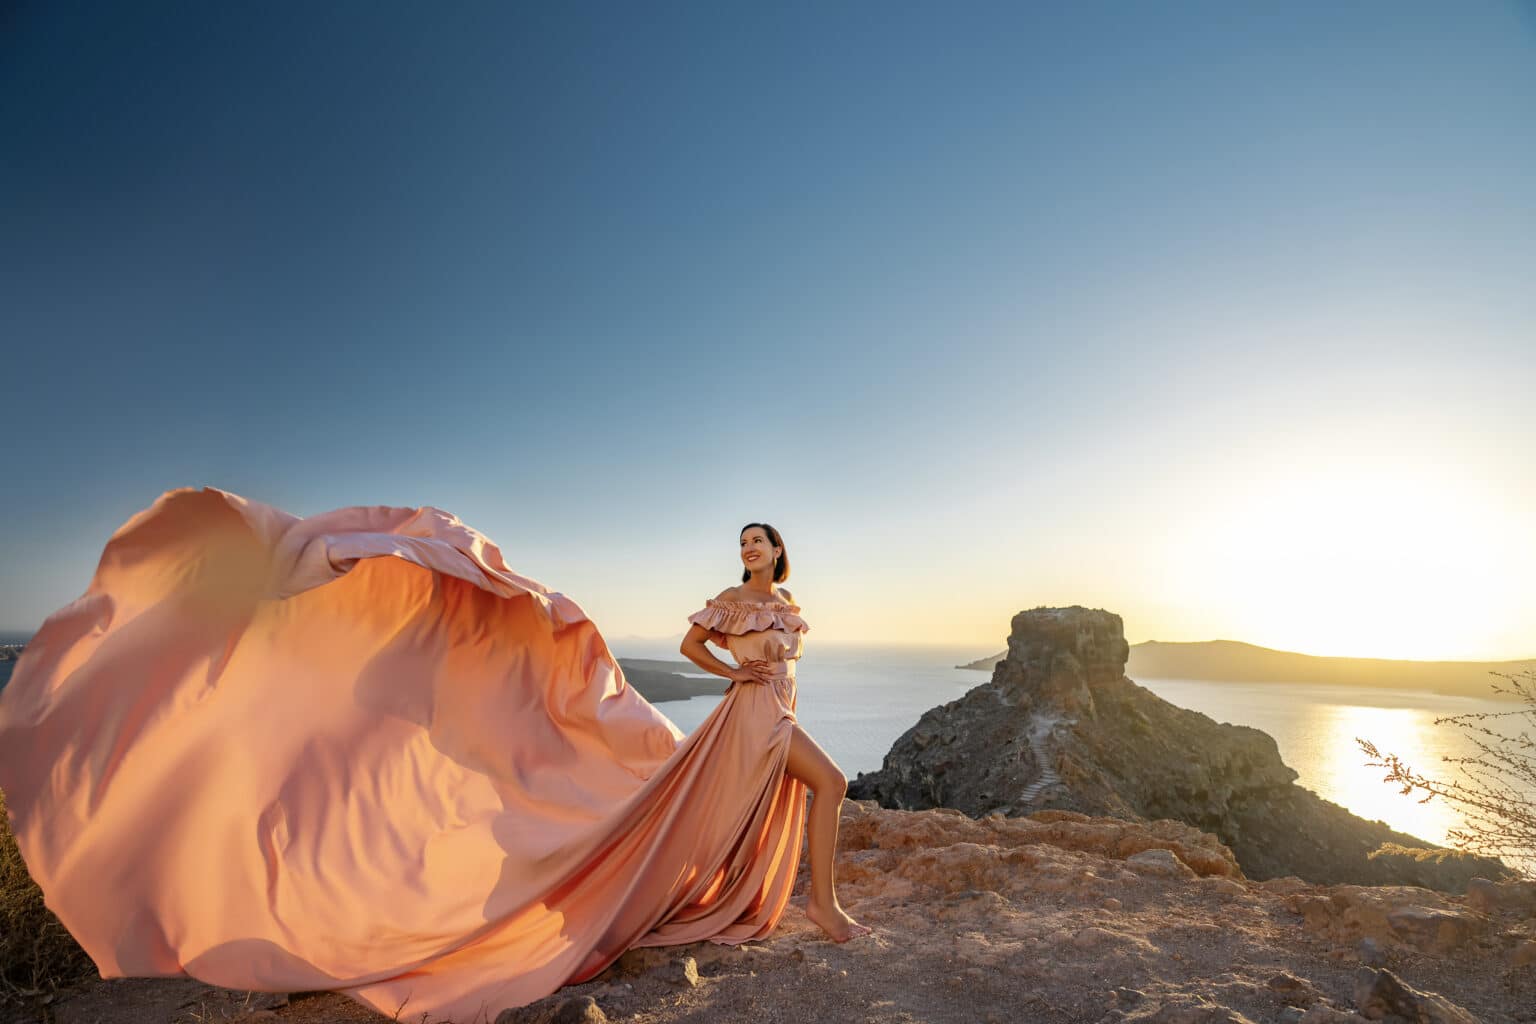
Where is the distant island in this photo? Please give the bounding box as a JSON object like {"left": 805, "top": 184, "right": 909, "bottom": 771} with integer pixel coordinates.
{"left": 615, "top": 658, "right": 726, "bottom": 703}
{"left": 957, "top": 638, "right": 1534, "bottom": 702}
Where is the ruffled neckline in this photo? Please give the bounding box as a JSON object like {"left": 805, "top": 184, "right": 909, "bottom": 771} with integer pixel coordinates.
{"left": 700, "top": 597, "right": 800, "bottom": 613}
{"left": 687, "top": 596, "right": 809, "bottom": 635}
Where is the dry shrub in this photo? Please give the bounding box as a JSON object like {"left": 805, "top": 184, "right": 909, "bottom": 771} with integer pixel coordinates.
{"left": 1367, "top": 841, "right": 1467, "bottom": 865}
{"left": 1, "top": 786, "right": 97, "bottom": 1006}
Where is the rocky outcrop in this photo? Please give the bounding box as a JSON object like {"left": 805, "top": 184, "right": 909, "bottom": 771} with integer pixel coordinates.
{"left": 0, "top": 644, "right": 24, "bottom": 661}
{"left": 33, "top": 801, "right": 1532, "bottom": 1024}
{"left": 850, "top": 606, "right": 1511, "bottom": 892}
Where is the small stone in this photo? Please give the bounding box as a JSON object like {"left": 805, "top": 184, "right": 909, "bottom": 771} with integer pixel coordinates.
{"left": 552, "top": 997, "right": 608, "bottom": 1024}
{"left": 1101, "top": 897, "right": 1123, "bottom": 911}
{"left": 1464, "top": 875, "right": 1536, "bottom": 915}
{"left": 1137, "top": 996, "right": 1256, "bottom": 1022}
{"left": 497, "top": 996, "right": 607, "bottom": 1024}
{"left": 1263, "top": 970, "right": 1322, "bottom": 1008}
{"left": 1464, "top": 877, "right": 1500, "bottom": 914}
{"left": 1125, "top": 848, "right": 1198, "bottom": 880}
{"left": 1352, "top": 967, "right": 1478, "bottom": 1024}
{"left": 1072, "top": 926, "right": 1119, "bottom": 949}
{"left": 1298, "top": 1008, "right": 1359, "bottom": 1024}
{"left": 1355, "top": 937, "right": 1387, "bottom": 967}
{"left": 1384, "top": 905, "right": 1484, "bottom": 954}
{"left": 1265, "top": 971, "right": 1307, "bottom": 993}
{"left": 1204, "top": 877, "right": 1247, "bottom": 897}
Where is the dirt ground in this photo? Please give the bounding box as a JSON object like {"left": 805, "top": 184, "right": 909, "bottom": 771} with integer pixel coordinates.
{"left": 14, "top": 801, "right": 1533, "bottom": 1024}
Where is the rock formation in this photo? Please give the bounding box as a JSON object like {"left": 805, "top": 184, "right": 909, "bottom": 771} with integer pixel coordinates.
{"left": 850, "top": 606, "right": 1510, "bottom": 892}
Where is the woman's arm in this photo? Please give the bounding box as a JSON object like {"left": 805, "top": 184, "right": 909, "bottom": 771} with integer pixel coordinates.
{"left": 680, "top": 624, "right": 773, "bottom": 684}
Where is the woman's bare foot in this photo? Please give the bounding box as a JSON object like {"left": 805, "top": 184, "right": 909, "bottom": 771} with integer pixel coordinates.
{"left": 804, "top": 899, "right": 874, "bottom": 943}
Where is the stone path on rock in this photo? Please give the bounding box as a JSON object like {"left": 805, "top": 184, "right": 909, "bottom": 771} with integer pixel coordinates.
{"left": 1016, "top": 712, "right": 1063, "bottom": 806}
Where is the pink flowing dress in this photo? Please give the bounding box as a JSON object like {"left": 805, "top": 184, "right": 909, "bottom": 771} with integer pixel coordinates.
{"left": 0, "top": 487, "right": 809, "bottom": 1022}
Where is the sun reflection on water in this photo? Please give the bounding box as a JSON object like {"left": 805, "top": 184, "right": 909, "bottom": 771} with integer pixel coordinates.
{"left": 1138, "top": 678, "right": 1534, "bottom": 875}
{"left": 1316, "top": 701, "right": 1463, "bottom": 845}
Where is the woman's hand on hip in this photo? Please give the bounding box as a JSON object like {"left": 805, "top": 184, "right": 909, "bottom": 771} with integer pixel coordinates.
{"left": 729, "top": 659, "right": 776, "bottom": 685}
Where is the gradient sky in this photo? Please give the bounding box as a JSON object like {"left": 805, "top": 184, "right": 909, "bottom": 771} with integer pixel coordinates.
{"left": 3, "top": 2, "right": 1534, "bottom": 659}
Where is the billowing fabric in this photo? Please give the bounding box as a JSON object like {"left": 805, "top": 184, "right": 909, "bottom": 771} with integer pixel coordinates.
{"left": 0, "top": 487, "right": 810, "bottom": 1022}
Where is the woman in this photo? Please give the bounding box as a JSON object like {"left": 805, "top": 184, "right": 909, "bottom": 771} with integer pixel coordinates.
{"left": 678, "top": 522, "right": 873, "bottom": 945}
{"left": 0, "top": 487, "right": 872, "bottom": 1024}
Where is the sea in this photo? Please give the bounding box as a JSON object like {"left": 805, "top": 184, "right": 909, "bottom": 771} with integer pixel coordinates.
{"left": 3, "top": 631, "right": 1527, "bottom": 863}
{"left": 610, "top": 639, "right": 1530, "bottom": 863}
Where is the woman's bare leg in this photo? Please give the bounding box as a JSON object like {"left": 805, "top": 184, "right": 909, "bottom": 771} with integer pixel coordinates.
{"left": 784, "top": 721, "right": 873, "bottom": 941}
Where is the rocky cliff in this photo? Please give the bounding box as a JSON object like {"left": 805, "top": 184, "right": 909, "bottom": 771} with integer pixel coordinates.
{"left": 849, "top": 606, "right": 1510, "bottom": 892}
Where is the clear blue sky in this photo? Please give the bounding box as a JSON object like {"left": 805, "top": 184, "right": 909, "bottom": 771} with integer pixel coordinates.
{"left": 4, "top": 2, "right": 1534, "bottom": 658}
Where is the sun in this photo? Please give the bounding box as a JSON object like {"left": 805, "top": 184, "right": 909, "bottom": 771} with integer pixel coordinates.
{"left": 1154, "top": 452, "right": 1526, "bottom": 661}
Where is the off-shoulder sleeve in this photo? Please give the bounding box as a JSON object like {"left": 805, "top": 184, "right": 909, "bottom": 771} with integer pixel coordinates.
{"left": 686, "top": 598, "right": 809, "bottom": 635}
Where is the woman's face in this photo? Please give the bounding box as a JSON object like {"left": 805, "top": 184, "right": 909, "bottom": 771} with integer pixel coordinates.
{"left": 740, "top": 528, "right": 779, "bottom": 574}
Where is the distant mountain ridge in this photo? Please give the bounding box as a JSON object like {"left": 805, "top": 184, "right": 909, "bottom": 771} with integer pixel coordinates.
{"left": 958, "top": 638, "right": 1534, "bottom": 701}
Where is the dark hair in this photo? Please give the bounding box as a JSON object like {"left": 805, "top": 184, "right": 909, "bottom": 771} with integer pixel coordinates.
{"left": 740, "top": 522, "right": 790, "bottom": 584}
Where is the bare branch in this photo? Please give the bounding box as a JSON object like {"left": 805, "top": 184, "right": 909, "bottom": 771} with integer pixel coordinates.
{"left": 1356, "top": 666, "right": 1536, "bottom": 880}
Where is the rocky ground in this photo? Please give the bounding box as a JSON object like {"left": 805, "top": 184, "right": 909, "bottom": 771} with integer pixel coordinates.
{"left": 21, "top": 800, "right": 1533, "bottom": 1024}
